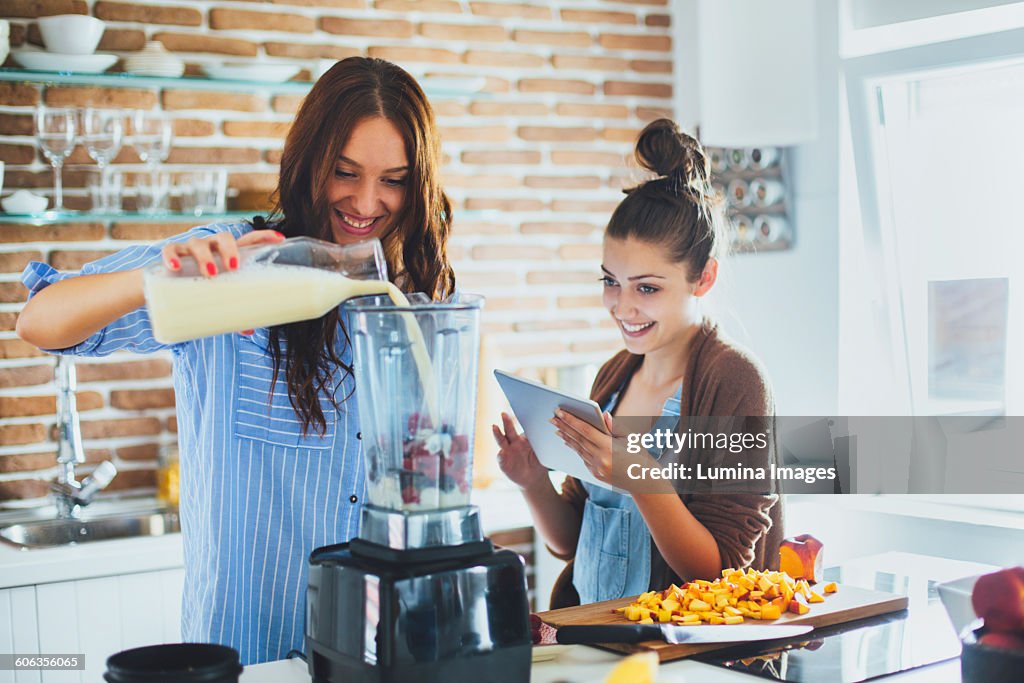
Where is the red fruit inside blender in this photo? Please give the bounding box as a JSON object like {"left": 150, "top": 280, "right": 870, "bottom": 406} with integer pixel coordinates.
{"left": 399, "top": 416, "right": 471, "bottom": 501}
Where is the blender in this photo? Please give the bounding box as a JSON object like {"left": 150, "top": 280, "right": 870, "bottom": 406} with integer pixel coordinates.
{"left": 305, "top": 293, "right": 532, "bottom": 683}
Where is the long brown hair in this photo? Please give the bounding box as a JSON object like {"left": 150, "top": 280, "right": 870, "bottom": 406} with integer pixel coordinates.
{"left": 607, "top": 118, "right": 725, "bottom": 282}
{"left": 265, "top": 57, "right": 456, "bottom": 435}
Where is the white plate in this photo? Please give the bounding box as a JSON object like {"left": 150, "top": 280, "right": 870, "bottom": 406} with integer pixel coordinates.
{"left": 202, "top": 64, "right": 301, "bottom": 83}
{"left": 12, "top": 49, "right": 118, "bottom": 74}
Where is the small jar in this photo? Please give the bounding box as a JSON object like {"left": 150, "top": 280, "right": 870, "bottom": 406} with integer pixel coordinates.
{"left": 727, "top": 148, "right": 749, "bottom": 172}
{"left": 749, "top": 178, "right": 785, "bottom": 207}
{"left": 708, "top": 147, "right": 728, "bottom": 174}
{"left": 731, "top": 214, "right": 754, "bottom": 245}
{"left": 748, "top": 147, "right": 780, "bottom": 170}
{"left": 157, "top": 443, "right": 180, "bottom": 507}
{"left": 727, "top": 179, "right": 750, "bottom": 208}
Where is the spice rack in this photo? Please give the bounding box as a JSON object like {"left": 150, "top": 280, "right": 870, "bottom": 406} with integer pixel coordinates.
{"left": 706, "top": 146, "right": 793, "bottom": 253}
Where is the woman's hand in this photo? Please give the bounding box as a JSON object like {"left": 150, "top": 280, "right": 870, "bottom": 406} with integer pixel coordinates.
{"left": 552, "top": 411, "right": 659, "bottom": 491}
{"left": 552, "top": 410, "right": 618, "bottom": 486}
{"left": 493, "top": 412, "right": 550, "bottom": 491}
{"left": 160, "top": 229, "right": 285, "bottom": 276}
{"left": 160, "top": 229, "right": 285, "bottom": 335}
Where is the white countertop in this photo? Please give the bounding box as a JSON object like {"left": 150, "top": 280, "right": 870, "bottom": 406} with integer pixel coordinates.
{"left": 239, "top": 645, "right": 962, "bottom": 683}
{"left": 242, "top": 552, "right": 983, "bottom": 683}
{"left": 0, "top": 485, "right": 529, "bottom": 590}
{"left": 0, "top": 500, "right": 185, "bottom": 589}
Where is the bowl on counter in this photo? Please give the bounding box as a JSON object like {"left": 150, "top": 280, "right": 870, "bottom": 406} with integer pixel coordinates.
{"left": 961, "top": 621, "right": 1024, "bottom": 683}
{"left": 37, "top": 14, "right": 105, "bottom": 55}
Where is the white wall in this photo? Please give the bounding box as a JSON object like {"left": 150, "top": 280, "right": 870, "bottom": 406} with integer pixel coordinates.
{"left": 674, "top": 0, "right": 841, "bottom": 415}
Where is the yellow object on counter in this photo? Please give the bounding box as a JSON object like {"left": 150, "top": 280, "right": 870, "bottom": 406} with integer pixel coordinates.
{"left": 604, "top": 651, "right": 658, "bottom": 683}
{"left": 157, "top": 448, "right": 180, "bottom": 507}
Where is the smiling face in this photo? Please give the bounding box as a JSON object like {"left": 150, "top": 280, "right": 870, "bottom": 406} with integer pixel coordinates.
{"left": 601, "top": 236, "right": 711, "bottom": 356}
{"left": 327, "top": 116, "right": 409, "bottom": 245}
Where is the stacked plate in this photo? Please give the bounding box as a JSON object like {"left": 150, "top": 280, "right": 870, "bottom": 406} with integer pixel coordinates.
{"left": 202, "top": 63, "right": 301, "bottom": 83}
{"left": 12, "top": 49, "right": 117, "bottom": 74}
{"left": 124, "top": 41, "right": 185, "bottom": 78}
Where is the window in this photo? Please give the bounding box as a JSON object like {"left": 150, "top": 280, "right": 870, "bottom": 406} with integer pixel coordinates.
{"left": 842, "top": 28, "right": 1024, "bottom": 507}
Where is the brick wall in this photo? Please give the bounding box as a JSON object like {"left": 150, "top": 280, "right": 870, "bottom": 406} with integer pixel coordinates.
{"left": 0, "top": 0, "right": 675, "bottom": 504}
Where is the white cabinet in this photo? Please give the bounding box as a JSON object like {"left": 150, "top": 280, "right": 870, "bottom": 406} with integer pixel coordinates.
{"left": 0, "top": 568, "right": 183, "bottom": 683}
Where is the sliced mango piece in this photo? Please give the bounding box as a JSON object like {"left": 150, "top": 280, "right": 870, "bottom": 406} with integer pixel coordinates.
{"left": 604, "top": 652, "right": 658, "bottom": 683}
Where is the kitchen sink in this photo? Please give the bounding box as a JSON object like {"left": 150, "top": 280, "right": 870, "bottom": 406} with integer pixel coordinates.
{"left": 0, "top": 511, "right": 180, "bottom": 549}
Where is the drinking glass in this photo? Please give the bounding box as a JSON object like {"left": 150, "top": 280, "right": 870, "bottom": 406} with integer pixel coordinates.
{"left": 130, "top": 111, "right": 173, "bottom": 213}
{"left": 81, "top": 108, "right": 125, "bottom": 213}
{"left": 85, "top": 167, "right": 123, "bottom": 214}
{"left": 35, "top": 106, "right": 77, "bottom": 213}
{"left": 135, "top": 171, "right": 170, "bottom": 214}
{"left": 182, "top": 169, "right": 227, "bottom": 216}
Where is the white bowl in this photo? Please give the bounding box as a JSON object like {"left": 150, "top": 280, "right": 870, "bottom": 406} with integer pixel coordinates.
{"left": 937, "top": 574, "right": 981, "bottom": 635}
{"left": 37, "top": 14, "right": 105, "bottom": 55}
{"left": 2, "top": 190, "right": 49, "bottom": 214}
{"left": 202, "top": 63, "right": 301, "bottom": 83}
{"left": 11, "top": 48, "right": 117, "bottom": 74}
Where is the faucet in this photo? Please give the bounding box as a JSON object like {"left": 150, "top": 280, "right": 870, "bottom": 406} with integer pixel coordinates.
{"left": 50, "top": 357, "right": 117, "bottom": 519}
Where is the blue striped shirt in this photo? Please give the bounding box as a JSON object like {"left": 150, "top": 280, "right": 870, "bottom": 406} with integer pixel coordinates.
{"left": 22, "top": 221, "right": 365, "bottom": 665}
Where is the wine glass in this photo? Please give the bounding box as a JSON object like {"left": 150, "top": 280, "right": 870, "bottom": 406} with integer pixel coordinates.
{"left": 35, "top": 106, "right": 77, "bottom": 214}
{"left": 130, "top": 110, "right": 173, "bottom": 213}
{"left": 81, "top": 108, "right": 124, "bottom": 213}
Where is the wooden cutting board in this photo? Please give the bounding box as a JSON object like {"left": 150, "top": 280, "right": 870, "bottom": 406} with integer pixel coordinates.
{"left": 538, "top": 583, "right": 908, "bottom": 662}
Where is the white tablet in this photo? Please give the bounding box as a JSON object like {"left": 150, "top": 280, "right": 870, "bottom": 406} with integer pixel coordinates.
{"left": 494, "top": 369, "right": 611, "bottom": 489}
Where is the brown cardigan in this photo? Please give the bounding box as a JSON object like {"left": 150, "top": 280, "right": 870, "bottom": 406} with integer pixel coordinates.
{"left": 549, "top": 321, "right": 784, "bottom": 609}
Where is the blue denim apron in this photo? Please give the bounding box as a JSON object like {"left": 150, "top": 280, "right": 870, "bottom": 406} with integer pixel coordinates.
{"left": 571, "top": 384, "right": 683, "bottom": 604}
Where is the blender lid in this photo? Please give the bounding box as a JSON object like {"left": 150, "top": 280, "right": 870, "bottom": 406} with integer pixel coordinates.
{"left": 343, "top": 291, "right": 485, "bottom": 313}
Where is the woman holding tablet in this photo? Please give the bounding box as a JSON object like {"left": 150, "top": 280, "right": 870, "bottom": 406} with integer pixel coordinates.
{"left": 492, "top": 118, "right": 782, "bottom": 608}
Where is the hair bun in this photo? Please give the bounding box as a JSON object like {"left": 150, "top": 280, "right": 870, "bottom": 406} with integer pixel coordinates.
{"left": 634, "top": 118, "right": 710, "bottom": 191}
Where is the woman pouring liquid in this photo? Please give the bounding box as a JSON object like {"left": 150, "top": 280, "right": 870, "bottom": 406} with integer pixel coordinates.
{"left": 16, "top": 57, "right": 456, "bottom": 665}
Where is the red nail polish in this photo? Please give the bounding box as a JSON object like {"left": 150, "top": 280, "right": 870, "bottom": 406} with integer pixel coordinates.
{"left": 274, "top": 231, "right": 285, "bottom": 239}
{"left": 229, "top": 257, "right": 238, "bottom": 270}
{"left": 207, "top": 263, "right": 217, "bottom": 276}
{"left": 169, "top": 258, "right": 180, "bottom": 271}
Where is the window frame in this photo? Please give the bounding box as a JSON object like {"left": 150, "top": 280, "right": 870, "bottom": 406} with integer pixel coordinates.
{"left": 842, "top": 26, "right": 1024, "bottom": 516}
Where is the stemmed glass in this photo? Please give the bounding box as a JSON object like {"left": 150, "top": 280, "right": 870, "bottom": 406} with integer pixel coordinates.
{"left": 35, "top": 106, "right": 77, "bottom": 214}
{"left": 80, "top": 108, "right": 124, "bottom": 213}
{"left": 130, "top": 110, "right": 173, "bottom": 213}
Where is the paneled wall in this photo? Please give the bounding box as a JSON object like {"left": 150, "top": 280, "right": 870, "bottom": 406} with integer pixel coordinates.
{"left": 0, "top": 0, "right": 674, "bottom": 504}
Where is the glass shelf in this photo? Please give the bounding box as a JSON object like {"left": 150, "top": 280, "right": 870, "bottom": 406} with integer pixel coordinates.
{"left": 0, "top": 210, "right": 257, "bottom": 225}
{"left": 0, "top": 67, "right": 487, "bottom": 97}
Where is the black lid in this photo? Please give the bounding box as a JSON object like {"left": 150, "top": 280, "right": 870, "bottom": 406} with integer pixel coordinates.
{"left": 105, "top": 644, "right": 242, "bottom": 683}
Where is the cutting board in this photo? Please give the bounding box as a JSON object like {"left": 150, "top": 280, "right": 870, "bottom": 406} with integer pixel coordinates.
{"left": 538, "top": 583, "right": 908, "bottom": 662}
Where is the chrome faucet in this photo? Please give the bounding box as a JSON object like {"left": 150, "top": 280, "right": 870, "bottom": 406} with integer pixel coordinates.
{"left": 50, "top": 357, "right": 117, "bottom": 518}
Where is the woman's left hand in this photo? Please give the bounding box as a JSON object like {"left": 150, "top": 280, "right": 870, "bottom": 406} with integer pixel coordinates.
{"left": 551, "top": 410, "right": 621, "bottom": 486}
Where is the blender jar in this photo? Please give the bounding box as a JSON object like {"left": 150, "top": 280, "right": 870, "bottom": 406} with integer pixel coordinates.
{"left": 345, "top": 293, "right": 485, "bottom": 513}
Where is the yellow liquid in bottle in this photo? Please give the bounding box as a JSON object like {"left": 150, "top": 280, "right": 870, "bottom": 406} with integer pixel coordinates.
{"left": 144, "top": 265, "right": 439, "bottom": 426}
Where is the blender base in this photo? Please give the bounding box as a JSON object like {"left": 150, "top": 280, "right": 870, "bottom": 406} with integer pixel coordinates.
{"left": 306, "top": 541, "right": 532, "bottom": 683}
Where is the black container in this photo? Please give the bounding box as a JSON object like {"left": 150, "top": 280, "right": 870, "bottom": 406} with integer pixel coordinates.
{"left": 105, "top": 644, "right": 243, "bottom": 683}
{"left": 961, "top": 622, "right": 1024, "bottom": 683}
